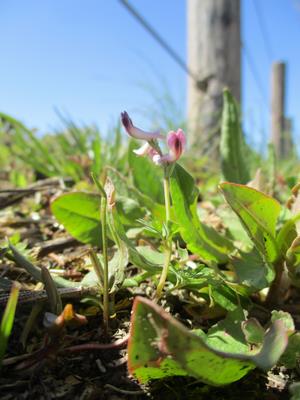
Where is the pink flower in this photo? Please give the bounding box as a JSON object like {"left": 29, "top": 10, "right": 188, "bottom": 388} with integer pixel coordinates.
{"left": 167, "top": 129, "right": 186, "bottom": 159}
{"left": 121, "top": 111, "right": 186, "bottom": 166}
{"left": 154, "top": 129, "right": 186, "bottom": 165}
{"left": 133, "top": 142, "right": 161, "bottom": 162}
{"left": 121, "top": 111, "right": 164, "bottom": 141}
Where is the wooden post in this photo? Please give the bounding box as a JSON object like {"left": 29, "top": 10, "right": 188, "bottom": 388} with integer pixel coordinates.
{"left": 187, "top": 0, "right": 241, "bottom": 158}
{"left": 271, "top": 62, "right": 286, "bottom": 159}
{"left": 283, "top": 117, "right": 293, "bottom": 158}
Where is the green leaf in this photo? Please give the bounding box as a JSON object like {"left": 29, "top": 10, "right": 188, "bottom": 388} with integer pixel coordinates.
{"left": 210, "top": 284, "right": 239, "bottom": 311}
{"left": 169, "top": 264, "right": 246, "bottom": 311}
{"left": 285, "top": 236, "right": 300, "bottom": 286}
{"left": 107, "top": 249, "right": 128, "bottom": 292}
{"left": 52, "top": 192, "right": 147, "bottom": 246}
{"left": 128, "top": 140, "right": 164, "bottom": 204}
{"left": 136, "top": 246, "right": 165, "bottom": 266}
{"left": 81, "top": 247, "right": 129, "bottom": 293}
{"left": 107, "top": 167, "right": 165, "bottom": 221}
{"left": 218, "top": 206, "right": 253, "bottom": 246}
{"left": 109, "top": 211, "right": 163, "bottom": 275}
{"left": 205, "top": 307, "right": 249, "bottom": 353}
{"left": 231, "top": 248, "right": 275, "bottom": 291}
{"left": 128, "top": 296, "right": 288, "bottom": 385}
{"left": 220, "top": 183, "right": 280, "bottom": 262}
{"left": 106, "top": 207, "right": 129, "bottom": 292}
{"left": 271, "top": 310, "right": 295, "bottom": 334}
{"left": 220, "top": 89, "right": 250, "bottom": 184}
{"left": 250, "top": 321, "right": 288, "bottom": 370}
{"left": 280, "top": 333, "right": 300, "bottom": 369}
{"left": 115, "top": 196, "right": 146, "bottom": 226}
{"left": 0, "top": 284, "right": 20, "bottom": 368}
{"left": 168, "top": 264, "right": 214, "bottom": 291}
{"left": 241, "top": 319, "right": 265, "bottom": 345}
{"left": 51, "top": 192, "right": 101, "bottom": 246}
{"left": 41, "top": 266, "right": 63, "bottom": 315}
{"left": 170, "top": 164, "right": 234, "bottom": 263}
{"left": 277, "top": 213, "right": 300, "bottom": 256}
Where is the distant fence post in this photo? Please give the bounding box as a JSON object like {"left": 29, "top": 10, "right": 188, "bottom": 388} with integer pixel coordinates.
{"left": 187, "top": 0, "right": 241, "bottom": 159}
{"left": 283, "top": 117, "right": 294, "bottom": 158}
{"left": 271, "top": 62, "right": 286, "bottom": 159}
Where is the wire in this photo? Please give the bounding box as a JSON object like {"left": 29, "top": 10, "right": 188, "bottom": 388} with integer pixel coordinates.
{"left": 252, "top": 0, "right": 274, "bottom": 61}
{"left": 119, "top": 0, "right": 269, "bottom": 112}
{"left": 118, "top": 0, "right": 199, "bottom": 83}
{"left": 241, "top": 41, "right": 269, "bottom": 111}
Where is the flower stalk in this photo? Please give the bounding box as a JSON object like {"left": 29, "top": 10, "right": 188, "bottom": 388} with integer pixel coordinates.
{"left": 120, "top": 111, "right": 186, "bottom": 300}
{"left": 91, "top": 172, "right": 109, "bottom": 332}
{"left": 100, "top": 194, "right": 109, "bottom": 331}
{"left": 155, "top": 173, "right": 172, "bottom": 299}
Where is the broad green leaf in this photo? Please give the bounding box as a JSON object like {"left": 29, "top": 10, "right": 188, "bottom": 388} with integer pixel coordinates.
{"left": 0, "top": 284, "right": 20, "bottom": 368}
{"left": 115, "top": 196, "right": 146, "bottom": 226}
{"left": 231, "top": 248, "right": 275, "bottom": 291}
{"left": 220, "top": 89, "right": 250, "bottom": 184}
{"left": 128, "top": 296, "right": 288, "bottom": 385}
{"left": 80, "top": 269, "right": 99, "bottom": 287}
{"left": 170, "top": 164, "right": 234, "bottom": 263}
{"left": 217, "top": 207, "right": 252, "bottom": 247}
{"left": 110, "top": 210, "right": 162, "bottom": 275}
{"left": 280, "top": 333, "right": 300, "bottom": 369}
{"left": 220, "top": 183, "right": 280, "bottom": 262}
{"left": 250, "top": 321, "right": 288, "bottom": 370}
{"left": 107, "top": 167, "right": 165, "bottom": 221}
{"left": 51, "top": 192, "right": 145, "bottom": 246}
{"left": 277, "top": 213, "right": 300, "bottom": 256}
{"left": 205, "top": 307, "right": 248, "bottom": 354}
{"left": 271, "top": 310, "right": 295, "bottom": 333}
{"left": 241, "top": 319, "right": 265, "bottom": 345}
{"left": 51, "top": 192, "right": 101, "bottom": 246}
{"left": 128, "top": 140, "right": 164, "bottom": 204}
{"left": 136, "top": 246, "right": 165, "bottom": 266}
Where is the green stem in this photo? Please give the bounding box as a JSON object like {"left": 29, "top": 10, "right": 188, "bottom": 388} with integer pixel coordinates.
{"left": 155, "top": 176, "right": 172, "bottom": 299}
{"left": 89, "top": 249, "right": 104, "bottom": 287}
{"left": 265, "top": 257, "right": 284, "bottom": 307}
{"left": 163, "top": 176, "right": 171, "bottom": 222}
{"left": 101, "top": 195, "right": 109, "bottom": 331}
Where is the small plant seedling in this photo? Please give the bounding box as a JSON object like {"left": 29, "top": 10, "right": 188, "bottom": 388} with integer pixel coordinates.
{"left": 0, "top": 283, "right": 20, "bottom": 370}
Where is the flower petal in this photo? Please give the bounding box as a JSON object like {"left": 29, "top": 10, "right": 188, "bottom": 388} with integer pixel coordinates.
{"left": 175, "top": 129, "right": 186, "bottom": 147}
{"left": 166, "top": 129, "right": 186, "bottom": 161}
{"left": 121, "top": 111, "right": 164, "bottom": 141}
{"left": 167, "top": 130, "right": 177, "bottom": 149}
{"left": 151, "top": 154, "right": 160, "bottom": 165}
{"left": 133, "top": 142, "right": 152, "bottom": 156}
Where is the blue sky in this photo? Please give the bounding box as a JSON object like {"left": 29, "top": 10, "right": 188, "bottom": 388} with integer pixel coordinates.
{"left": 0, "top": 0, "right": 299, "bottom": 151}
